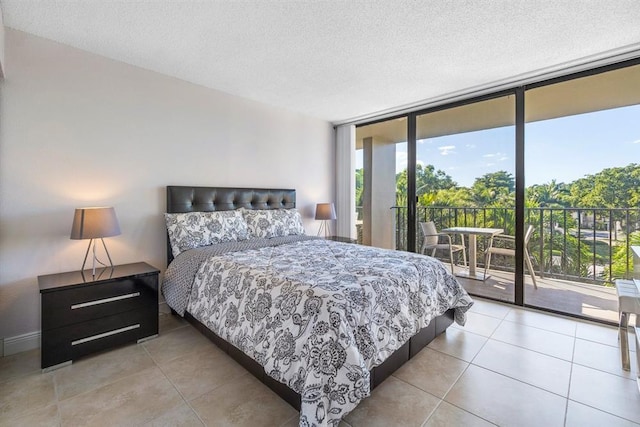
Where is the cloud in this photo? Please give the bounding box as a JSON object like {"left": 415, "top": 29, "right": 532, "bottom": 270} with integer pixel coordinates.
{"left": 485, "top": 162, "right": 495, "bottom": 167}
{"left": 396, "top": 152, "right": 408, "bottom": 173}
{"left": 633, "top": 139, "right": 640, "bottom": 144}
{"left": 482, "top": 152, "right": 509, "bottom": 161}
{"left": 438, "top": 145, "right": 456, "bottom": 156}
{"left": 465, "top": 144, "right": 476, "bottom": 149}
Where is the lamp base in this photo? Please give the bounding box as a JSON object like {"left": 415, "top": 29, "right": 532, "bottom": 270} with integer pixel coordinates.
{"left": 317, "top": 221, "right": 331, "bottom": 238}
{"left": 81, "top": 238, "right": 114, "bottom": 277}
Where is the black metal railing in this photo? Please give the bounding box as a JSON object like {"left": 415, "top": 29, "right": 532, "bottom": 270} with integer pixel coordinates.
{"left": 380, "top": 206, "right": 640, "bottom": 285}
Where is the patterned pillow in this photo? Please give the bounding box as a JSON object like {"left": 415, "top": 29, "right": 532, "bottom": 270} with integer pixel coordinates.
{"left": 278, "top": 209, "right": 306, "bottom": 236}
{"left": 165, "top": 210, "right": 249, "bottom": 257}
{"left": 242, "top": 208, "right": 306, "bottom": 238}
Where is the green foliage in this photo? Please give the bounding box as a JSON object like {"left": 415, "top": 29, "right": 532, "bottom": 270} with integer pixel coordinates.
{"left": 355, "top": 168, "right": 364, "bottom": 207}
{"left": 356, "top": 161, "right": 640, "bottom": 283}
{"left": 609, "top": 231, "right": 640, "bottom": 279}
{"left": 396, "top": 163, "right": 457, "bottom": 206}
{"left": 568, "top": 163, "right": 640, "bottom": 208}
{"left": 420, "top": 187, "right": 474, "bottom": 207}
{"left": 527, "top": 180, "right": 571, "bottom": 207}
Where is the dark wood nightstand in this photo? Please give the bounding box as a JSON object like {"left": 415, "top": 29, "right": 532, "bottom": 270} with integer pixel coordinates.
{"left": 38, "top": 262, "right": 160, "bottom": 370}
{"left": 325, "top": 235, "right": 358, "bottom": 244}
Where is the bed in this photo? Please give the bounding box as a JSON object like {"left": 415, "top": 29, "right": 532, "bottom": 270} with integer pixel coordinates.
{"left": 161, "top": 186, "right": 473, "bottom": 427}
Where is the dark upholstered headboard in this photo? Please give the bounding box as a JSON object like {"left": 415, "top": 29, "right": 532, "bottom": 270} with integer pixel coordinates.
{"left": 166, "top": 186, "right": 296, "bottom": 265}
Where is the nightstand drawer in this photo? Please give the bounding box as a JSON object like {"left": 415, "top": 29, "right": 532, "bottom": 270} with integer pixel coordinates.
{"left": 41, "top": 308, "right": 157, "bottom": 369}
{"left": 39, "top": 262, "right": 160, "bottom": 370}
{"left": 41, "top": 274, "right": 157, "bottom": 330}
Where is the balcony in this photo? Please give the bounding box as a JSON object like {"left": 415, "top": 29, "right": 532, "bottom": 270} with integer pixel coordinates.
{"left": 456, "top": 267, "right": 619, "bottom": 322}
{"left": 362, "top": 206, "right": 640, "bottom": 323}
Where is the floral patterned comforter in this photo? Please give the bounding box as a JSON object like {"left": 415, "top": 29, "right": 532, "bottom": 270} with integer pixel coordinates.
{"left": 171, "top": 237, "right": 473, "bottom": 426}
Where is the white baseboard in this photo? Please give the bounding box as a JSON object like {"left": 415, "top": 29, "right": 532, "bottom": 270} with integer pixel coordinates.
{"left": 3, "top": 331, "right": 41, "bottom": 356}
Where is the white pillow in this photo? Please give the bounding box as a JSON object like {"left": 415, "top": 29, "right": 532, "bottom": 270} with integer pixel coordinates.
{"left": 165, "top": 210, "right": 249, "bottom": 257}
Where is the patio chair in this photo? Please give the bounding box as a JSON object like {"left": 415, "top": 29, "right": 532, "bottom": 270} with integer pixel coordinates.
{"left": 484, "top": 224, "right": 538, "bottom": 289}
{"left": 420, "top": 221, "right": 467, "bottom": 274}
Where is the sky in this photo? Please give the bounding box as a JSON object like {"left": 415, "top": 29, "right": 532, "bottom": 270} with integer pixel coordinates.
{"left": 356, "top": 104, "right": 640, "bottom": 188}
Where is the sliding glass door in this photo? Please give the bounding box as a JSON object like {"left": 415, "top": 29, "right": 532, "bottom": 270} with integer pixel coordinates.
{"left": 353, "top": 60, "right": 640, "bottom": 323}
{"left": 415, "top": 95, "right": 516, "bottom": 302}
{"left": 523, "top": 63, "right": 640, "bottom": 322}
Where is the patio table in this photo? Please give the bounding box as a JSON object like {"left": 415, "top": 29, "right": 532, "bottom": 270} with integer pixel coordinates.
{"left": 442, "top": 227, "right": 504, "bottom": 281}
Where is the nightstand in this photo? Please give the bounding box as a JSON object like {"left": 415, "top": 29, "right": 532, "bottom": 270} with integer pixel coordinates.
{"left": 38, "top": 262, "right": 160, "bottom": 370}
{"left": 325, "top": 235, "right": 357, "bottom": 244}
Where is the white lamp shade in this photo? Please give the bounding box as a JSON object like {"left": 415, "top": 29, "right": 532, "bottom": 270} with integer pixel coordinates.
{"left": 70, "top": 207, "right": 121, "bottom": 240}
{"left": 315, "top": 203, "right": 336, "bottom": 220}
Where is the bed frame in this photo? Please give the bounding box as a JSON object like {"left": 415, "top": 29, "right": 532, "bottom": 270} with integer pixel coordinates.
{"left": 166, "top": 185, "right": 454, "bottom": 410}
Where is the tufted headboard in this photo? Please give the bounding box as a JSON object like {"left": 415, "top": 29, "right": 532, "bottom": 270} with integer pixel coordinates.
{"left": 166, "top": 186, "right": 296, "bottom": 265}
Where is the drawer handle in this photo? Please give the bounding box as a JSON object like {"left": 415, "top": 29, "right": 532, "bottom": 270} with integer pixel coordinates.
{"left": 71, "top": 324, "right": 140, "bottom": 346}
{"left": 71, "top": 292, "right": 140, "bottom": 309}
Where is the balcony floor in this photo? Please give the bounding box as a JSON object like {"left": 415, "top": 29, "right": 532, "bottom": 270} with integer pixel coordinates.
{"left": 453, "top": 265, "right": 620, "bottom": 324}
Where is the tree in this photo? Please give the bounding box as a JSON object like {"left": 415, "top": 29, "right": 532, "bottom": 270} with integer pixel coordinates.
{"left": 471, "top": 171, "right": 515, "bottom": 206}
{"left": 355, "top": 168, "right": 364, "bottom": 220}
{"left": 355, "top": 168, "right": 364, "bottom": 207}
{"left": 527, "top": 180, "right": 570, "bottom": 207}
{"left": 609, "top": 231, "right": 640, "bottom": 279}
{"left": 396, "top": 164, "right": 456, "bottom": 205}
{"left": 423, "top": 187, "right": 474, "bottom": 207}
{"left": 568, "top": 163, "right": 640, "bottom": 208}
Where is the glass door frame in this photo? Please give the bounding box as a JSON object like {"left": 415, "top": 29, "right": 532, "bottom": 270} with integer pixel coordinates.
{"left": 404, "top": 89, "right": 524, "bottom": 304}
{"left": 356, "top": 56, "right": 640, "bottom": 318}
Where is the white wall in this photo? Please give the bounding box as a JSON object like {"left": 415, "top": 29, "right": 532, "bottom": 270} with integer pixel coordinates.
{"left": 0, "top": 29, "right": 334, "bottom": 344}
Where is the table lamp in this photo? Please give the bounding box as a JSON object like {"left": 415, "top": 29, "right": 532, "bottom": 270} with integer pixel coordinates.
{"left": 70, "top": 207, "right": 121, "bottom": 276}
{"left": 315, "top": 203, "right": 336, "bottom": 237}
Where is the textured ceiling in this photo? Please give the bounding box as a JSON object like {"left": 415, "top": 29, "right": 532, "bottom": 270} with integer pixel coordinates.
{"left": 2, "top": 0, "right": 640, "bottom": 123}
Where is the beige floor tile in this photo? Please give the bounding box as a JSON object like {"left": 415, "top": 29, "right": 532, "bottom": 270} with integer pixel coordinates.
{"left": 159, "top": 302, "right": 172, "bottom": 314}
{"left": 451, "top": 311, "right": 502, "bottom": 337}
{"left": 190, "top": 373, "right": 297, "bottom": 427}
{"left": 159, "top": 311, "right": 189, "bottom": 334}
{"left": 424, "top": 401, "right": 496, "bottom": 427}
{"left": 468, "top": 298, "right": 512, "bottom": 320}
{"left": 344, "top": 376, "right": 440, "bottom": 427}
{"left": 492, "top": 320, "right": 575, "bottom": 361}
{"left": 393, "top": 347, "right": 468, "bottom": 398}
{"left": 445, "top": 365, "right": 566, "bottom": 427}
{"left": 0, "top": 372, "right": 56, "bottom": 421}
{"left": 145, "top": 403, "right": 204, "bottom": 426}
{"left": 53, "top": 343, "right": 156, "bottom": 400}
{"left": 1, "top": 403, "right": 59, "bottom": 427}
{"left": 143, "top": 325, "right": 213, "bottom": 365}
{"left": 0, "top": 348, "right": 41, "bottom": 384}
{"left": 565, "top": 400, "right": 639, "bottom": 427}
{"left": 576, "top": 321, "right": 636, "bottom": 352}
{"left": 472, "top": 339, "right": 572, "bottom": 396}
{"left": 161, "top": 345, "right": 246, "bottom": 400}
{"left": 505, "top": 308, "right": 577, "bottom": 336}
{"left": 569, "top": 364, "right": 640, "bottom": 424}
{"left": 58, "top": 366, "right": 184, "bottom": 426}
{"left": 573, "top": 338, "right": 638, "bottom": 379}
{"left": 427, "top": 328, "right": 488, "bottom": 362}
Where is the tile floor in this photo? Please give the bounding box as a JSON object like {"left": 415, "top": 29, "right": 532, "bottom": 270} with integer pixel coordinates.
{"left": 1, "top": 299, "right": 639, "bottom": 426}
